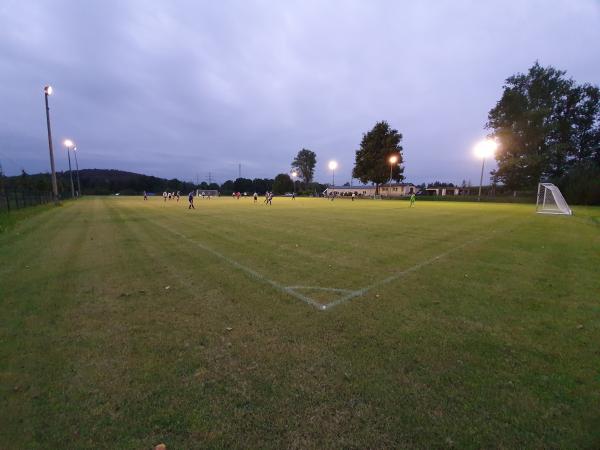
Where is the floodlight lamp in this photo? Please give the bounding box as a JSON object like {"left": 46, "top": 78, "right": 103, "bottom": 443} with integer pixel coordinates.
{"left": 44, "top": 85, "right": 53, "bottom": 95}
{"left": 64, "top": 139, "right": 74, "bottom": 148}
{"left": 474, "top": 139, "right": 498, "bottom": 159}
{"left": 389, "top": 155, "right": 398, "bottom": 164}
{"left": 291, "top": 171, "right": 298, "bottom": 178}
{"left": 328, "top": 161, "right": 338, "bottom": 170}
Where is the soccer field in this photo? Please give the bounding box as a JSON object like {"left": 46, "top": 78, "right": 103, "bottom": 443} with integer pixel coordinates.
{"left": 1, "top": 196, "right": 599, "bottom": 448}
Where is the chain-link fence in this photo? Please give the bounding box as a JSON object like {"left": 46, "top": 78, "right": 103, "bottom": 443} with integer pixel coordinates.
{"left": 0, "top": 189, "right": 54, "bottom": 212}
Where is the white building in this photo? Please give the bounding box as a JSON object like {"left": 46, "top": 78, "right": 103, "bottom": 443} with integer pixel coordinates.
{"left": 324, "top": 183, "right": 419, "bottom": 198}
{"left": 424, "top": 186, "right": 469, "bottom": 196}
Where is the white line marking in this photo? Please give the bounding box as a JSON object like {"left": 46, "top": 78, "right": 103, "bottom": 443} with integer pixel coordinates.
{"left": 324, "top": 235, "right": 489, "bottom": 309}
{"left": 150, "top": 218, "right": 490, "bottom": 311}
{"left": 286, "top": 286, "right": 355, "bottom": 293}
{"left": 149, "top": 220, "right": 323, "bottom": 309}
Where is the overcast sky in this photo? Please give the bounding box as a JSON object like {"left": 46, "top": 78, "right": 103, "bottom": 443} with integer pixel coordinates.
{"left": 1, "top": 0, "right": 599, "bottom": 184}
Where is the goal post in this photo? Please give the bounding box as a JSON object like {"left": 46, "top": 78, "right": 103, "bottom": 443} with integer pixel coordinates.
{"left": 536, "top": 183, "right": 572, "bottom": 215}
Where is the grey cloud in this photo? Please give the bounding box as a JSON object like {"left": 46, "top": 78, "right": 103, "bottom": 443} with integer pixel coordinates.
{"left": 1, "top": 0, "right": 599, "bottom": 183}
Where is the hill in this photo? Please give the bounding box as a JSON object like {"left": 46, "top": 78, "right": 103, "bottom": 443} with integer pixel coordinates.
{"left": 0, "top": 168, "right": 199, "bottom": 196}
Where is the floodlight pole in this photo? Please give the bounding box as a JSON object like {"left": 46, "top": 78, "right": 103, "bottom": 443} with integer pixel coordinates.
{"left": 331, "top": 168, "right": 335, "bottom": 188}
{"left": 478, "top": 157, "right": 485, "bottom": 201}
{"left": 290, "top": 172, "right": 297, "bottom": 196}
{"left": 66, "top": 146, "right": 75, "bottom": 198}
{"left": 73, "top": 148, "right": 81, "bottom": 197}
{"left": 389, "top": 163, "right": 393, "bottom": 199}
{"left": 44, "top": 87, "right": 59, "bottom": 204}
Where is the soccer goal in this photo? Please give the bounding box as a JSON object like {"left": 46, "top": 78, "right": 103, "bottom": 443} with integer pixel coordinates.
{"left": 536, "top": 183, "right": 572, "bottom": 215}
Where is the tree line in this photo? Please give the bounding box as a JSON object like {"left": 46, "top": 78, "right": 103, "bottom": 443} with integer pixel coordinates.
{"left": 0, "top": 169, "right": 198, "bottom": 197}
{"left": 0, "top": 168, "right": 328, "bottom": 197}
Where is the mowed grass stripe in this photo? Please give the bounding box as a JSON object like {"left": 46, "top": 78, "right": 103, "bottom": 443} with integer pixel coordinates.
{"left": 117, "top": 197, "right": 517, "bottom": 292}
{"left": 2, "top": 197, "right": 600, "bottom": 448}
{"left": 0, "top": 202, "right": 79, "bottom": 279}
{"left": 107, "top": 199, "right": 323, "bottom": 309}
{"left": 1, "top": 200, "right": 96, "bottom": 446}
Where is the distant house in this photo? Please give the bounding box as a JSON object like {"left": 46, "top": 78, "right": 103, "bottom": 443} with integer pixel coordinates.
{"left": 324, "top": 183, "right": 419, "bottom": 198}
{"left": 424, "top": 186, "right": 470, "bottom": 196}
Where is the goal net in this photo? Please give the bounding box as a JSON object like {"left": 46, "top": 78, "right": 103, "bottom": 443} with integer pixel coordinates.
{"left": 536, "top": 183, "right": 572, "bottom": 215}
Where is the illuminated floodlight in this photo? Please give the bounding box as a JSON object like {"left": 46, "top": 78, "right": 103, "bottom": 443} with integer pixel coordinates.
{"left": 44, "top": 85, "right": 53, "bottom": 95}
{"left": 474, "top": 138, "right": 498, "bottom": 201}
{"left": 474, "top": 139, "right": 498, "bottom": 159}
{"left": 328, "top": 160, "right": 338, "bottom": 171}
{"left": 389, "top": 155, "right": 398, "bottom": 164}
{"left": 63, "top": 139, "right": 74, "bottom": 148}
{"left": 291, "top": 171, "right": 298, "bottom": 178}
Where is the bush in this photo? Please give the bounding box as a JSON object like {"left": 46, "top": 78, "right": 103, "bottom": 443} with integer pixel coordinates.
{"left": 555, "top": 162, "right": 600, "bottom": 205}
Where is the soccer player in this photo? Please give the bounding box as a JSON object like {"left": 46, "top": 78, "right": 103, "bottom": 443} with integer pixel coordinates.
{"left": 188, "top": 191, "right": 195, "bottom": 209}
{"left": 267, "top": 192, "right": 273, "bottom": 205}
{"left": 409, "top": 193, "right": 416, "bottom": 207}
{"left": 253, "top": 192, "right": 258, "bottom": 204}
{"left": 351, "top": 192, "right": 355, "bottom": 202}
{"left": 163, "top": 191, "right": 167, "bottom": 202}
{"left": 143, "top": 191, "right": 148, "bottom": 200}
{"left": 176, "top": 191, "right": 180, "bottom": 202}
{"left": 291, "top": 192, "right": 295, "bottom": 200}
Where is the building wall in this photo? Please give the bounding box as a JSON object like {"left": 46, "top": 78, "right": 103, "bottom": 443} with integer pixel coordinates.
{"left": 325, "top": 185, "right": 417, "bottom": 197}
{"left": 425, "top": 187, "right": 461, "bottom": 196}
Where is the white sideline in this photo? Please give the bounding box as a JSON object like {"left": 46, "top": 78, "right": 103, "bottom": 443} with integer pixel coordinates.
{"left": 323, "top": 234, "right": 489, "bottom": 309}
{"left": 149, "top": 220, "right": 323, "bottom": 308}
{"left": 286, "top": 286, "right": 355, "bottom": 293}
{"left": 150, "top": 218, "right": 490, "bottom": 311}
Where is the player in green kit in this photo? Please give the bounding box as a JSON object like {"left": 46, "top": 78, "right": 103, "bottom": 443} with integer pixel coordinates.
{"left": 409, "top": 193, "right": 416, "bottom": 207}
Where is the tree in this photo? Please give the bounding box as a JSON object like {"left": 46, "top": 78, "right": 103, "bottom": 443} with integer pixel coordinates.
{"left": 251, "top": 178, "right": 273, "bottom": 194}
{"left": 291, "top": 149, "right": 317, "bottom": 184}
{"left": 556, "top": 161, "right": 600, "bottom": 205}
{"left": 352, "top": 121, "right": 404, "bottom": 193}
{"left": 272, "top": 173, "right": 293, "bottom": 195}
{"left": 428, "top": 181, "right": 455, "bottom": 187}
{"left": 233, "top": 177, "right": 253, "bottom": 193}
{"left": 220, "top": 180, "right": 235, "bottom": 195}
{"left": 487, "top": 62, "right": 600, "bottom": 190}
{"left": 0, "top": 162, "right": 4, "bottom": 195}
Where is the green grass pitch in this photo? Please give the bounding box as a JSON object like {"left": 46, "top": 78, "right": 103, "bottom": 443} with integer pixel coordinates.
{"left": 1, "top": 196, "right": 599, "bottom": 448}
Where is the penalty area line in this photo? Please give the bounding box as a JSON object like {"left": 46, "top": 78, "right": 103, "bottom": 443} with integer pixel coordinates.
{"left": 323, "top": 233, "right": 492, "bottom": 310}
{"left": 149, "top": 220, "right": 324, "bottom": 309}
{"left": 285, "top": 286, "right": 355, "bottom": 293}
